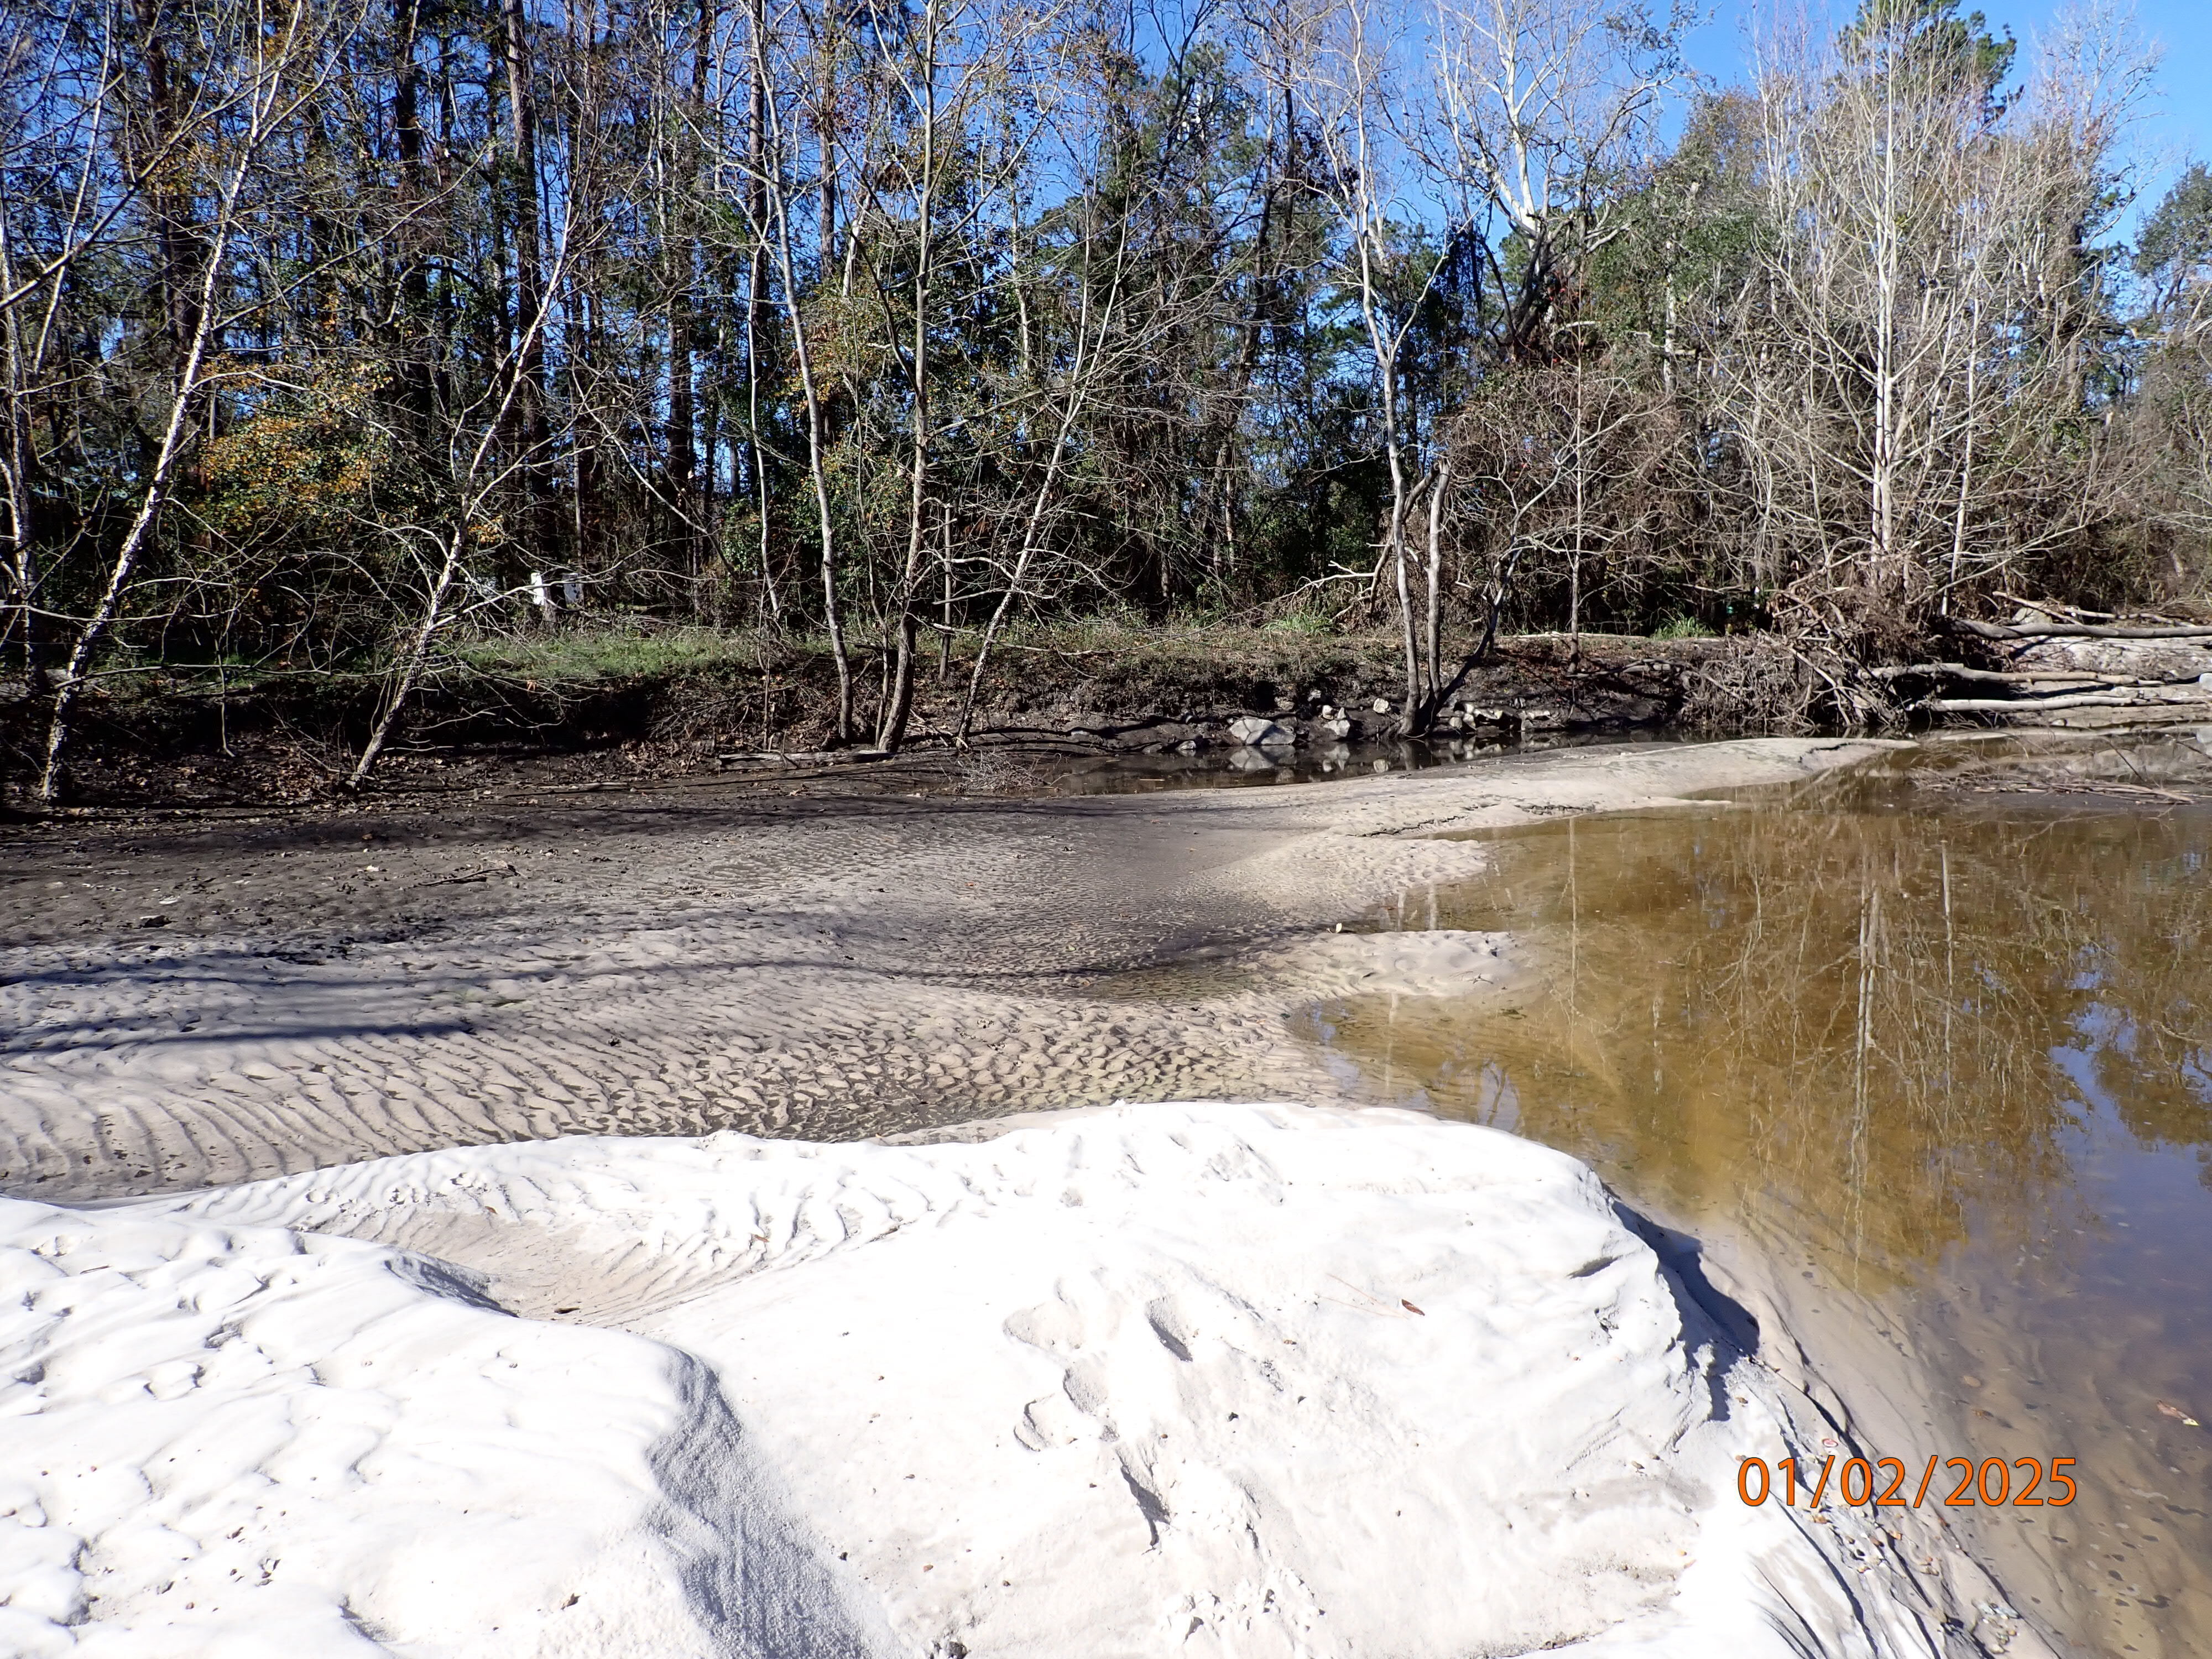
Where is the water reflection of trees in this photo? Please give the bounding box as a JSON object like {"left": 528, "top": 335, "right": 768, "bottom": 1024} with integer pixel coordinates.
{"left": 1319, "top": 797, "right": 2212, "bottom": 1285}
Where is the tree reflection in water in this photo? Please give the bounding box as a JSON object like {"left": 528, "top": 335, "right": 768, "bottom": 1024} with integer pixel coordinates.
{"left": 1296, "top": 772, "right": 2212, "bottom": 1657}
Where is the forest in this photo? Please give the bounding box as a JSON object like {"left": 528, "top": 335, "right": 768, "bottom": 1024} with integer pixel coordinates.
{"left": 5, "top": 0, "right": 2212, "bottom": 797}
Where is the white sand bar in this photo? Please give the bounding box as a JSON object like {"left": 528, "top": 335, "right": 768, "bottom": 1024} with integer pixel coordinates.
{"left": 4, "top": 1103, "right": 2001, "bottom": 1657}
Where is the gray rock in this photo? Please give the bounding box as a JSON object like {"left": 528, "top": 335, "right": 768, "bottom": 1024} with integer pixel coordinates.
{"left": 1228, "top": 716, "right": 1294, "bottom": 748}
{"left": 1320, "top": 716, "right": 1353, "bottom": 739}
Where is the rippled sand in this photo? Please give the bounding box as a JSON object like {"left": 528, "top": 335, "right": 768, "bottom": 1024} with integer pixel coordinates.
{"left": 2, "top": 738, "right": 1891, "bottom": 1201}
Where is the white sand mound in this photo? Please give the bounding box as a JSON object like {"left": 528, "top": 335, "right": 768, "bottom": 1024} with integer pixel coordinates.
{"left": 4, "top": 1104, "right": 1964, "bottom": 1657}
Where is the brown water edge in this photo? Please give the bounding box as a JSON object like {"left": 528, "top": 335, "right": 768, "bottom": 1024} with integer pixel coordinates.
{"left": 1293, "top": 763, "right": 2212, "bottom": 1658}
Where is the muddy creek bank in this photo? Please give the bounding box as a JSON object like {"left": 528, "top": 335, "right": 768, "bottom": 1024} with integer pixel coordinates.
{"left": 1, "top": 629, "right": 1708, "bottom": 816}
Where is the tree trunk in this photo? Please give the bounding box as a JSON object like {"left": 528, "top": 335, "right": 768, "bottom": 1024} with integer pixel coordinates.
{"left": 874, "top": 0, "right": 941, "bottom": 756}
{"left": 754, "top": 0, "right": 852, "bottom": 738}
{"left": 500, "top": 0, "right": 554, "bottom": 567}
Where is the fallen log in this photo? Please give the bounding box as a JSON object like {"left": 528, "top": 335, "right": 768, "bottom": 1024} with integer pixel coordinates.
{"left": 1925, "top": 686, "right": 2212, "bottom": 714}
{"left": 1992, "top": 591, "right": 2119, "bottom": 623}
{"left": 1952, "top": 618, "right": 2212, "bottom": 642}
{"left": 1874, "top": 661, "right": 2126, "bottom": 686}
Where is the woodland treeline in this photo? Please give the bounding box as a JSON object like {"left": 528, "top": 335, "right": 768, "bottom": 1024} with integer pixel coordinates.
{"left": 4, "top": 0, "right": 2212, "bottom": 792}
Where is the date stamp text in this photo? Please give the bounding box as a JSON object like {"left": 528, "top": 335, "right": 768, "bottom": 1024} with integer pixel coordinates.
{"left": 1738, "top": 1455, "right": 2077, "bottom": 1509}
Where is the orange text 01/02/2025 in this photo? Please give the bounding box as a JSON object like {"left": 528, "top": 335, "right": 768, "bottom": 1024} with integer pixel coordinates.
{"left": 1736, "top": 1455, "right": 2078, "bottom": 1510}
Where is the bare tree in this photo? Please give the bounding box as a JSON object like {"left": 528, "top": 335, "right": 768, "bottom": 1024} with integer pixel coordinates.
{"left": 30, "top": 0, "right": 359, "bottom": 801}
{"left": 1732, "top": 1, "right": 2150, "bottom": 638}
{"left": 343, "top": 236, "right": 577, "bottom": 788}
{"left": 0, "top": 0, "right": 272, "bottom": 704}
{"left": 954, "top": 148, "right": 1138, "bottom": 743}
{"left": 1425, "top": 0, "right": 1686, "bottom": 362}
{"left": 845, "top": 0, "right": 1070, "bottom": 753}
{"left": 716, "top": 0, "right": 856, "bottom": 738}
{"left": 1307, "top": 0, "right": 1452, "bottom": 731}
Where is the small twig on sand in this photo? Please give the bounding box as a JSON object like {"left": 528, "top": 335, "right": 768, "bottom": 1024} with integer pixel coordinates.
{"left": 411, "top": 860, "right": 515, "bottom": 889}
{"left": 1321, "top": 1273, "right": 1421, "bottom": 1317}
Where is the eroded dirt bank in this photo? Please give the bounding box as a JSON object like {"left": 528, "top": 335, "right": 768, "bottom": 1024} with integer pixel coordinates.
{"left": 1, "top": 737, "right": 1893, "bottom": 1201}
{"left": 0, "top": 629, "right": 1719, "bottom": 811}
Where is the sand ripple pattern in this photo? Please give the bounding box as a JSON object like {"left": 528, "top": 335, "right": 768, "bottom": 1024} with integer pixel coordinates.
{"left": 1, "top": 739, "right": 1877, "bottom": 1201}
{"left": 2, "top": 924, "right": 1334, "bottom": 1198}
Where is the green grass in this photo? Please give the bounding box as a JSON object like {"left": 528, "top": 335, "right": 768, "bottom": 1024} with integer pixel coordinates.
{"left": 1651, "top": 615, "right": 1716, "bottom": 640}
{"left": 442, "top": 612, "right": 1412, "bottom": 691}
{"left": 451, "top": 625, "right": 774, "bottom": 682}
{"left": 1260, "top": 604, "right": 1339, "bottom": 637}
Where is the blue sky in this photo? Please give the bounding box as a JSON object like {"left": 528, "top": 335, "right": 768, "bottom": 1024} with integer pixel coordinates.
{"left": 1683, "top": 1, "right": 2211, "bottom": 225}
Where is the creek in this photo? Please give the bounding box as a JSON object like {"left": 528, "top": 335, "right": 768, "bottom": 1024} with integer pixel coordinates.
{"left": 1296, "top": 745, "right": 2212, "bottom": 1657}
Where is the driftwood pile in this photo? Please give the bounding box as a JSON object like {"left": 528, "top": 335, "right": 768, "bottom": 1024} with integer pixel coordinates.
{"left": 1882, "top": 598, "right": 2212, "bottom": 721}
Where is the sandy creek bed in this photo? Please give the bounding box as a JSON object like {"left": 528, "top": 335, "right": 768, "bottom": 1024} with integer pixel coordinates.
{"left": 0, "top": 739, "right": 2063, "bottom": 1657}
{"left": 0, "top": 738, "right": 1901, "bottom": 1200}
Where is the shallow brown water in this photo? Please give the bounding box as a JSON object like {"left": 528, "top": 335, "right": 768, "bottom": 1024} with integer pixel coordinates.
{"left": 1297, "top": 769, "right": 2212, "bottom": 1658}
